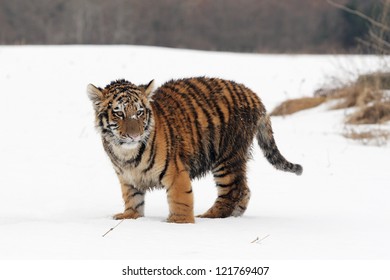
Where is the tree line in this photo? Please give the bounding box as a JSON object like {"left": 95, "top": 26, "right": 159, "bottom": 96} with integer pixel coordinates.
{"left": 0, "top": 0, "right": 383, "bottom": 53}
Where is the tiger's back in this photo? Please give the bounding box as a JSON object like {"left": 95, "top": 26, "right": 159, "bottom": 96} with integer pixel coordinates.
{"left": 152, "top": 77, "right": 264, "bottom": 179}
{"left": 87, "top": 76, "right": 302, "bottom": 223}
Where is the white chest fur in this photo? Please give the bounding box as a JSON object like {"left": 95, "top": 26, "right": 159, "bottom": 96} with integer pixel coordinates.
{"left": 110, "top": 143, "right": 161, "bottom": 190}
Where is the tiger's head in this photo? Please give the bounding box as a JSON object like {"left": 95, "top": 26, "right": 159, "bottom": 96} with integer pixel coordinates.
{"left": 87, "top": 79, "right": 155, "bottom": 149}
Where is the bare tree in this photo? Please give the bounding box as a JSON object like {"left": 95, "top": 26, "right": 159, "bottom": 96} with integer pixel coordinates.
{"left": 327, "top": 0, "right": 390, "bottom": 54}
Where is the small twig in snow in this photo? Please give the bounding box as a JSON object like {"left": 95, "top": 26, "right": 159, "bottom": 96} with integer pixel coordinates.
{"left": 251, "top": 237, "right": 259, "bottom": 243}
{"left": 102, "top": 219, "right": 125, "bottom": 237}
{"left": 251, "top": 234, "right": 270, "bottom": 244}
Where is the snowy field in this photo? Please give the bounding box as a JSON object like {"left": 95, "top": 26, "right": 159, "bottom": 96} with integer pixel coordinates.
{"left": 0, "top": 46, "right": 390, "bottom": 264}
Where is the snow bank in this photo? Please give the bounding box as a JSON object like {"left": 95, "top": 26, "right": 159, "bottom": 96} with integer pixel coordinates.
{"left": 0, "top": 46, "right": 389, "bottom": 260}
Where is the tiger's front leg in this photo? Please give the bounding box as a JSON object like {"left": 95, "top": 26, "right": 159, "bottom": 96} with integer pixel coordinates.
{"left": 113, "top": 181, "right": 145, "bottom": 220}
{"left": 162, "top": 166, "right": 195, "bottom": 223}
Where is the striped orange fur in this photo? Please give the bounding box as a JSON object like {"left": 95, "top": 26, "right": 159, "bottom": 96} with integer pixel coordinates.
{"left": 87, "top": 77, "right": 302, "bottom": 223}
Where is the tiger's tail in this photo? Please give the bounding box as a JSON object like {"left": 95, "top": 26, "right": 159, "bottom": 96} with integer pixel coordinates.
{"left": 256, "top": 114, "right": 303, "bottom": 175}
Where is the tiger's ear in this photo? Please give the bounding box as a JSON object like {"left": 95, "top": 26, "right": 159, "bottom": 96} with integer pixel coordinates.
{"left": 142, "top": 79, "right": 155, "bottom": 99}
{"left": 87, "top": 84, "right": 104, "bottom": 109}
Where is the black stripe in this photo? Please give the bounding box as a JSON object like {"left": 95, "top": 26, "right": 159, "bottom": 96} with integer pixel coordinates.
{"left": 197, "top": 78, "right": 226, "bottom": 152}
{"left": 213, "top": 164, "right": 227, "bottom": 174}
{"left": 126, "top": 141, "right": 147, "bottom": 167}
{"left": 103, "top": 140, "right": 124, "bottom": 171}
{"left": 142, "top": 131, "right": 157, "bottom": 173}
{"left": 213, "top": 157, "right": 245, "bottom": 174}
{"left": 135, "top": 201, "right": 145, "bottom": 210}
{"left": 152, "top": 101, "right": 171, "bottom": 182}
{"left": 159, "top": 160, "right": 169, "bottom": 182}
{"left": 219, "top": 81, "right": 238, "bottom": 158}
{"left": 186, "top": 78, "right": 214, "bottom": 108}
{"left": 216, "top": 178, "right": 239, "bottom": 188}
{"left": 143, "top": 108, "right": 152, "bottom": 132}
{"left": 165, "top": 84, "right": 205, "bottom": 162}
{"left": 214, "top": 149, "right": 238, "bottom": 169}
{"left": 143, "top": 151, "right": 156, "bottom": 173}
{"left": 99, "top": 113, "right": 115, "bottom": 138}
{"left": 185, "top": 79, "right": 215, "bottom": 113}
{"left": 131, "top": 191, "right": 144, "bottom": 197}
{"left": 218, "top": 187, "right": 238, "bottom": 199}
{"left": 163, "top": 107, "right": 177, "bottom": 171}
{"left": 222, "top": 80, "right": 239, "bottom": 107}
{"left": 213, "top": 172, "right": 230, "bottom": 178}
{"left": 147, "top": 130, "right": 157, "bottom": 162}
{"left": 165, "top": 84, "right": 201, "bottom": 143}
{"left": 182, "top": 80, "right": 216, "bottom": 162}
{"left": 98, "top": 114, "right": 104, "bottom": 129}
{"left": 221, "top": 95, "right": 232, "bottom": 118}
{"left": 237, "top": 84, "right": 252, "bottom": 106}
{"left": 246, "top": 87, "right": 258, "bottom": 109}
{"left": 162, "top": 85, "right": 196, "bottom": 151}
{"left": 218, "top": 95, "right": 232, "bottom": 151}
{"left": 231, "top": 82, "right": 245, "bottom": 105}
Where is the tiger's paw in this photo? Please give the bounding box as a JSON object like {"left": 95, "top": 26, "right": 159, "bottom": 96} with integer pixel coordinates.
{"left": 196, "top": 209, "right": 232, "bottom": 219}
{"left": 197, "top": 201, "right": 235, "bottom": 218}
{"left": 113, "top": 210, "right": 142, "bottom": 220}
{"left": 166, "top": 214, "right": 195, "bottom": 224}
{"left": 196, "top": 213, "right": 227, "bottom": 219}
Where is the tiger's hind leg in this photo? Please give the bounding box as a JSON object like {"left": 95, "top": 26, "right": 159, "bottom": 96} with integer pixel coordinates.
{"left": 231, "top": 185, "right": 251, "bottom": 217}
{"left": 198, "top": 160, "right": 250, "bottom": 218}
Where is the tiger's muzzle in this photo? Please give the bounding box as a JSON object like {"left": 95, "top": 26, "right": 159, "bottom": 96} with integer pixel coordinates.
{"left": 117, "top": 118, "right": 144, "bottom": 147}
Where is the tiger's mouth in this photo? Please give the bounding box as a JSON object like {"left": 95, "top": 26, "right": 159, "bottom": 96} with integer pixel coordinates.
{"left": 116, "top": 135, "right": 142, "bottom": 149}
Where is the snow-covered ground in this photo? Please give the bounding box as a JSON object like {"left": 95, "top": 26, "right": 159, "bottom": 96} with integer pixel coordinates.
{"left": 0, "top": 46, "right": 389, "bottom": 261}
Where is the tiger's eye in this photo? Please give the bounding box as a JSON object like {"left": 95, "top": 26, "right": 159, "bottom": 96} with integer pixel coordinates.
{"left": 137, "top": 110, "right": 144, "bottom": 117}
{"left": 115, "top": 111, "right": 124, "bottom": 118}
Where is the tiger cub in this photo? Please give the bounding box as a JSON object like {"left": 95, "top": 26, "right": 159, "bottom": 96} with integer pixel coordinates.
{"left": 87, "top": 77, "right": 302, "bottom": 223}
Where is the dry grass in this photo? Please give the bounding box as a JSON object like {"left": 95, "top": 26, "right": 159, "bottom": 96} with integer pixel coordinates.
{"left": 357, "top": 72, "right": 390, "bottom": 89}
{"left": 343, "top": 128, "right": 390, "bottom": 146}
{"left": 346, "top": 102, "right": 390, "bottom": 124}
{"left": 271, "top": 71, "right": 390, "bottom": 145}
{"left": 325, "top": 84, "right": 384, "bottom": 110}
{"left": 270, "top": 96, "right": 326, "bottom": 116}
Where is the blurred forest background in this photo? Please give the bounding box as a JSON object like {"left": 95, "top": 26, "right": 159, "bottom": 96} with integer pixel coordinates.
{"left": 0, "top": 0, "right": 386, "bottom": 53}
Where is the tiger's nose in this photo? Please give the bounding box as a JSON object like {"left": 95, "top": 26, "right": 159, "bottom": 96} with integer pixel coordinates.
{"left": 123, "top": 119, "right": 141, "bottom": 138}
